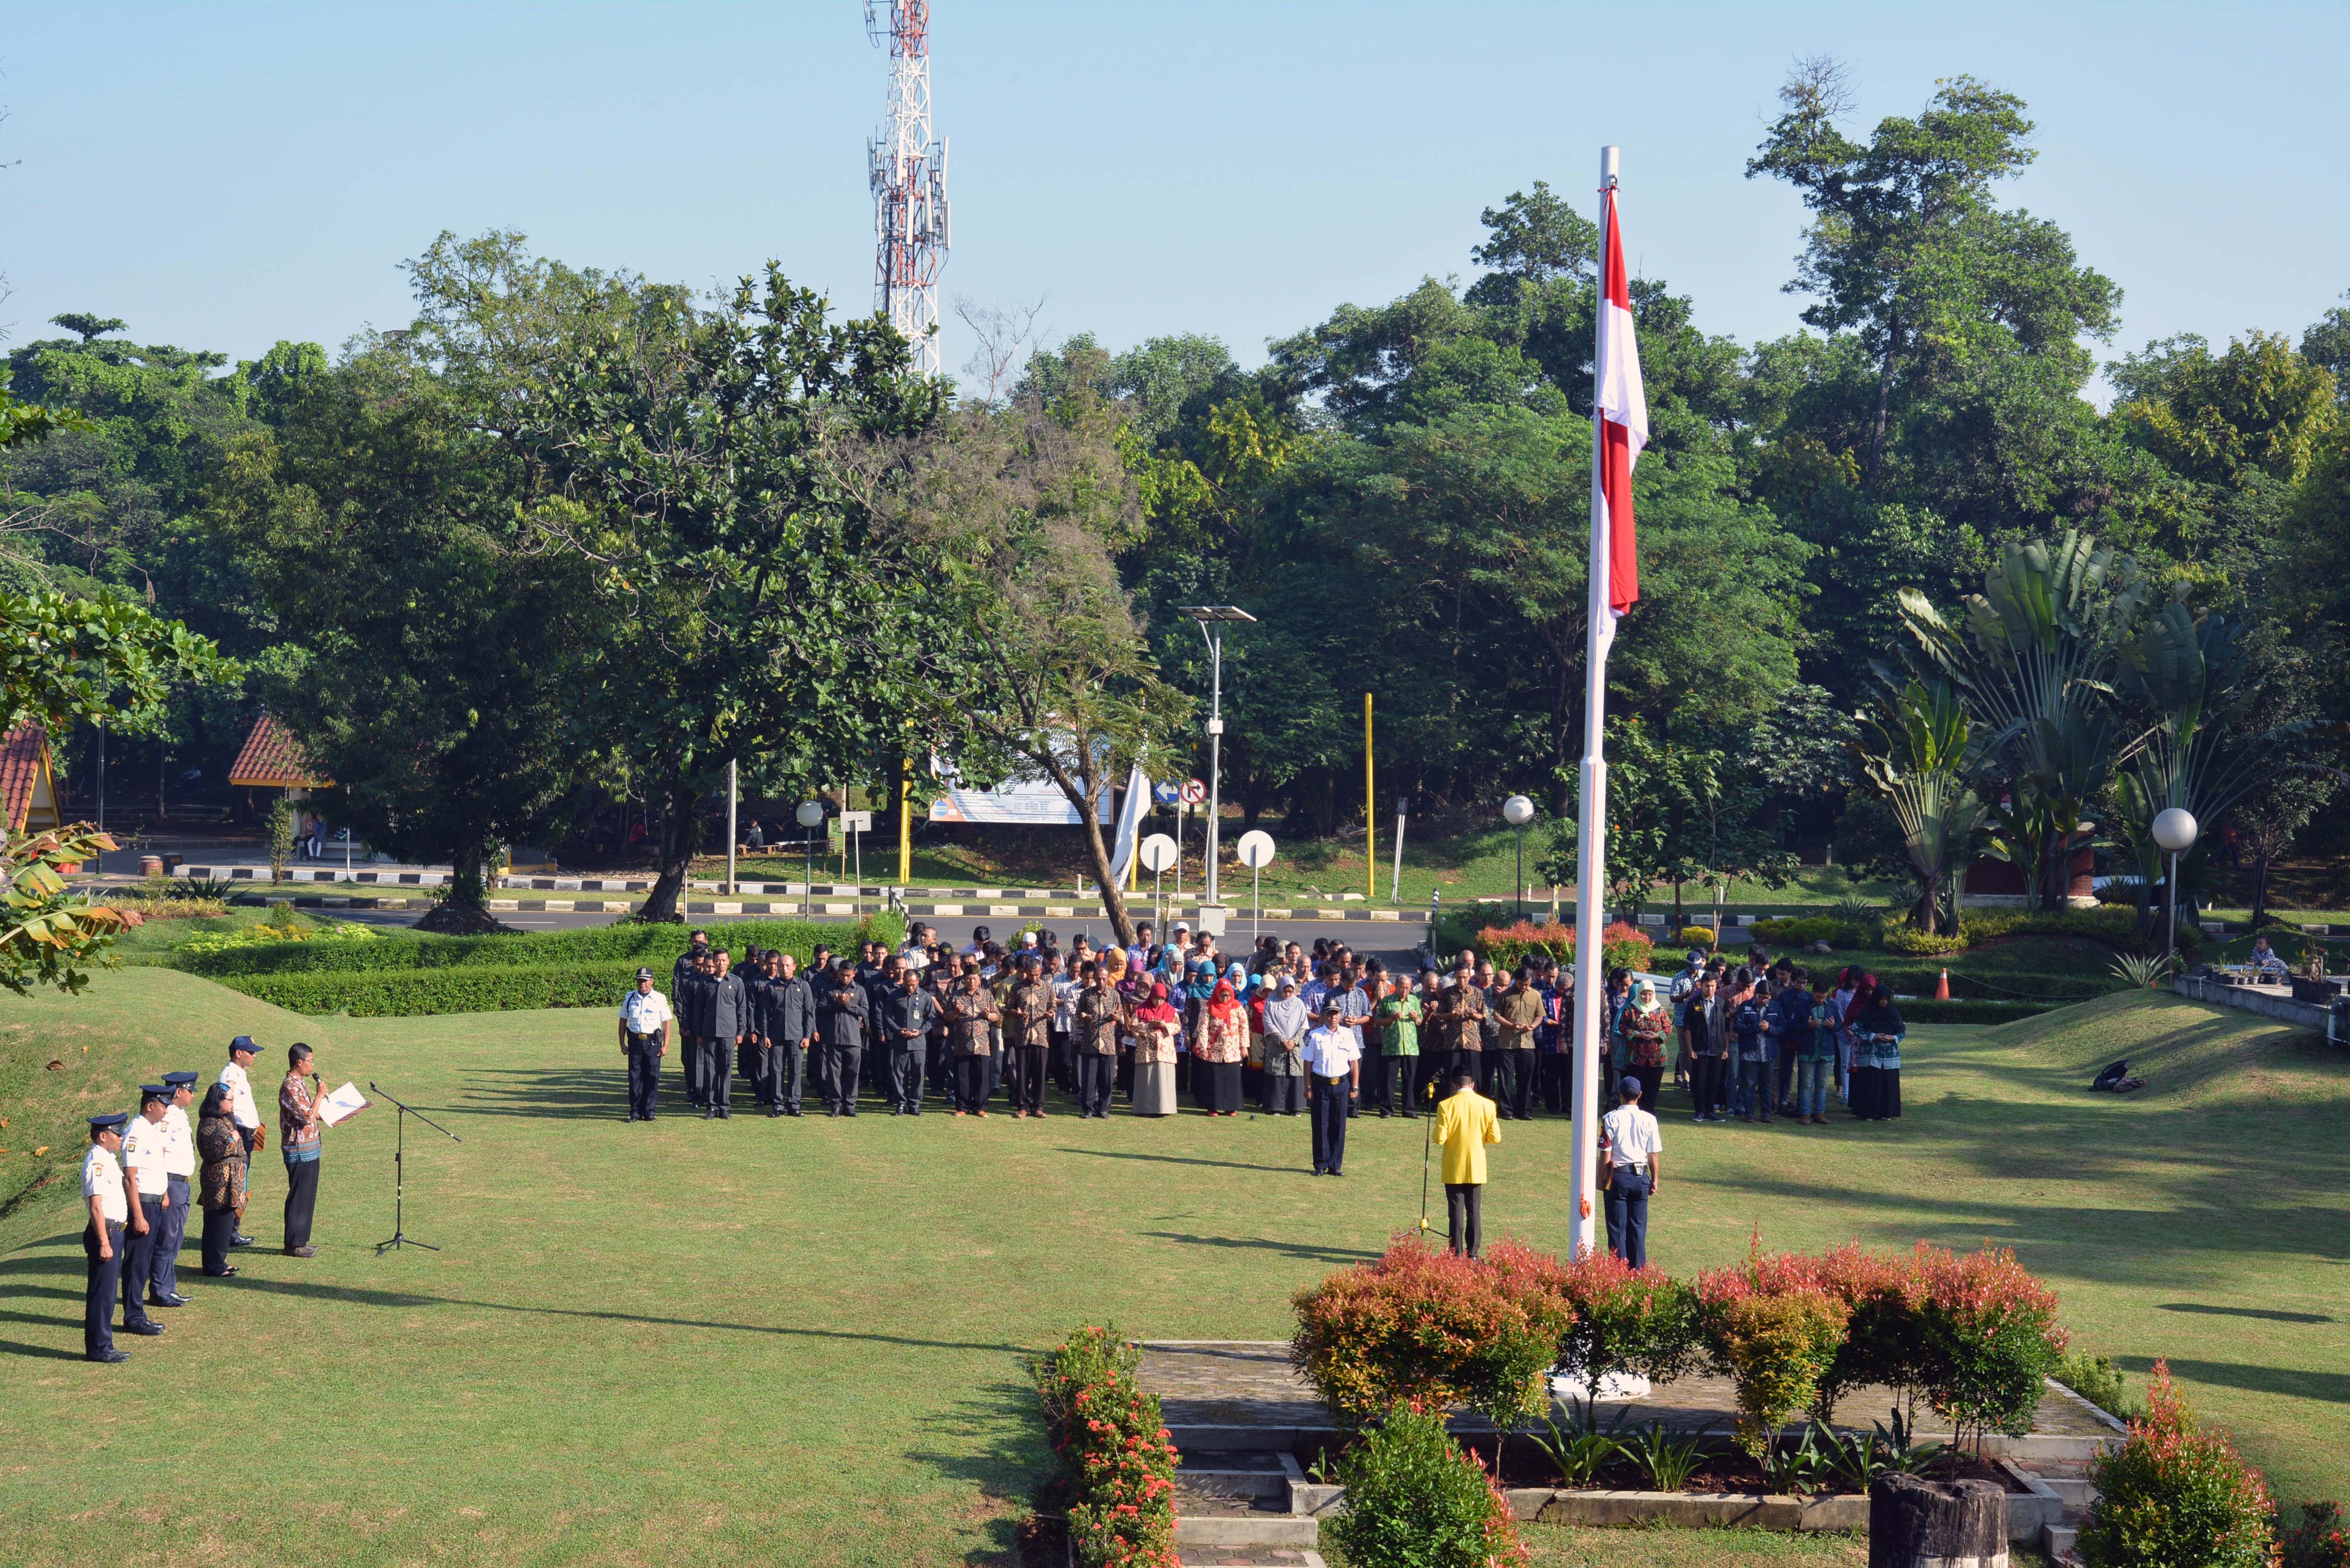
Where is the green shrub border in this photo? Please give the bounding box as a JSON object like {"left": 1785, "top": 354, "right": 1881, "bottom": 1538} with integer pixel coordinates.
{"left": 200, "top": 915, "right": 904, "bottom": 1016}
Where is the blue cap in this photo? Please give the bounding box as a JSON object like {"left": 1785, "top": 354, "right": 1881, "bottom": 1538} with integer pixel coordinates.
{"left": 229, "top": 1035, "right": 258, "bottom": 1056}
{"left": 1619, "top": 1075, "right": 1643, "bottom": 1097}
{"left": 88, "top": 1112, "right": 129, "bottom": 1133}
{"left": 139, "top": 1083, "right": 169, "bottom": 1105}
{"left": 163, "top": 1071, "right": 199, "bottom": 1088}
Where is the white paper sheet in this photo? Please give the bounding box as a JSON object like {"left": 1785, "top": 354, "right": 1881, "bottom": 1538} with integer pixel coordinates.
{"left": 319, "top": 1081, "right": 370, "bottom": 1126}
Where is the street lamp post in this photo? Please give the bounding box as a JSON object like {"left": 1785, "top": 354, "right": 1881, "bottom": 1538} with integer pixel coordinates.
{"left": 2151, "top": 808, "right": 2199, "bottom": 975}
{"left": 796, "top": 800, "right": 826, "bottom": 917}
{"left": 1178, "top": 606, "right": 1256, "bottom": 915}
{"left": 1502, "top": 795, "right": 1534, "bottom": 922}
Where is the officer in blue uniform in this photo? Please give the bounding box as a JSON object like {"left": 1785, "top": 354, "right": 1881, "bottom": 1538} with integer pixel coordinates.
{"left": 82, "top": 1113, "right": 135, "bottom": 1363}
{"left": 117, "top": 1087, "right": 171, "bottom": 1341}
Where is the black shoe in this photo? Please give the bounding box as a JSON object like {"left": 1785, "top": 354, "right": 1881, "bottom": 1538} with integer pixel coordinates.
{"left": 786, "top": 1108, "right": 802, "bottom": 1117}
{"left": 146, "top": 1294, "right": 189, "bottom": 1308}
{"left": 285, "top": 1244, "right": 317, "bottom": 1258}
{"left": 87, "top": 1347, "right": 131, "bottom": 1363}
{"left": 767, "top": 1107, "right": 782, "bottom": 1118}
{"left": 229, "top": 1235, "right": 255, "bottom": 1248}
{"left": 123, "top": 1320, "right": 165, "bottom": 1335}
{"left": 719, "top": 1109, "right": 731, "bottom": 1119}
{"left": 624, "top": 1113, "right": 639, "bottom": 1123}
{"left": 703, "top": 1109, "right": 715, "bottom": 1120}
{"left": 204, "top": 1267, "right": 239, "bottom": 1278}
{"left": 890, "top": 1106, "right": 904, "bottom": 1115}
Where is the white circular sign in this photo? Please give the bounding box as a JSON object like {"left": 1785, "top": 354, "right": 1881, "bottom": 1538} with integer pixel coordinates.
{"left": 1138, "top": 833, "right": 1179, "bottom": 873}
{"left": 1236, "top": 830, "right": 1276, "bottom": 869}
{"left": 1180, "top": 778, "right": 1207, "bottom": 805}
{"left": 795, "top": 800, "right": 826, "bottom": 828}
{"left": 1502, "top": 794, "right": 1536, "bottom": 827}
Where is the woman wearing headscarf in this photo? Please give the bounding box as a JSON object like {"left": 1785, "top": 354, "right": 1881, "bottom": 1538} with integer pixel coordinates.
{"left": 1130, "top": 983, "right": 1182, "bottom": 1116}
{"left": 1846, "top": 983, "right": 1905, "bottom": 1121}
{"left": 1193, "top": 978, "right": 1250, "bottom": 1115}
{"left": 1618, "top": 978, "right": 1672, "bottom": 1112}
{"left": 195, "top": 1083, "right": 247, "bottom": 1277}
{"left": 1260, "top": 975, "right": 1309, "bottom": 1115}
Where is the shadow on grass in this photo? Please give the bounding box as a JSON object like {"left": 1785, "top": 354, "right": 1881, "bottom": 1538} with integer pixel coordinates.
{"left": 2114, "top": 1356, "right": 2350, "bottom": 1405}
{"left": 904, "top": 1379, "right": 1049, "bottom": 1568}
{"left": 1141, "top": 1231, "right": 1378, "bottom": 1263}
{"left": 0, "top": 1337, "right": 86, "bottom": 1361}
{"left": 0, "top": 1252, "right": 1027, "bottom": 1358}
{"left": 2158, "top": 1302, "right": 2334, "bottom": 1324}
{"left": 1056, "top": 1148, "right": 1293, "bottom": 1173}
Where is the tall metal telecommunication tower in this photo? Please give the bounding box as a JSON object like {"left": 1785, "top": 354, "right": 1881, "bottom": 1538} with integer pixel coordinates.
{"left": 866, "top": 1, "right": 949, "bottom": 376}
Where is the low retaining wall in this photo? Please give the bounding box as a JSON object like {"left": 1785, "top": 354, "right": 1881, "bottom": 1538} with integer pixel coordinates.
{"left": 2174, "top": 974, "right": 2336, "bottom": 1033}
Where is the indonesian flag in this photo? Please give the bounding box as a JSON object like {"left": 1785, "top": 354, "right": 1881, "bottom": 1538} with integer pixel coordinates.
{"left": 1592, "top": 181, "right": 1647, "bottom": 658}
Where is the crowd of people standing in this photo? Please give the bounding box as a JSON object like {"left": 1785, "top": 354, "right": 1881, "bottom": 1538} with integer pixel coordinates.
{"left": 620, "top": 923, "right": 1908, "bottom": 1133}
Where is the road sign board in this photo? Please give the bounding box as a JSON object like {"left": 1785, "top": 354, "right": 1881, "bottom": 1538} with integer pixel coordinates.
{"left": 1180, "top": 778, "right": 1207, "bottom": 805}
{"left": 1235, "top": 829, "right": 1276, "bottom": 869}
{"left": 839, "top": 811, "right": 873, "bottom": 832}
{"left": 1138, "top": 833, "right": 1178, "bottom": 873}
{"left": 1152, "top": 781, "right": 1181, "bottom": 805}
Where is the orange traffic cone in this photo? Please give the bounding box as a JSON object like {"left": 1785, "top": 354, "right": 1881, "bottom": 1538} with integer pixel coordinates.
{"left": 1934, "top": 967, "right": 1951, "bottom": 1000}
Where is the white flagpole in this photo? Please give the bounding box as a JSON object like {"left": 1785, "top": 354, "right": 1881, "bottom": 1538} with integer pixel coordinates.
{"left": 1568, "top": 144, "right": 1620, "bottom": 1260}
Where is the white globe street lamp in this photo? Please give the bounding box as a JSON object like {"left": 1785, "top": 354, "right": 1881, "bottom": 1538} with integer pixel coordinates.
{"left": 796, "top": 801, "right": 827, "bottom": 916}
{"left": 1502, "top": 795, "right": 1535, "bottom": 921}
{"left": 2151, "top": 808, "right": 2199, "bottom": 972}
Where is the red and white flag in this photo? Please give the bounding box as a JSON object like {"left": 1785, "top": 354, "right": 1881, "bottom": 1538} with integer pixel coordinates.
{"left": 1591, "top": 180, "right": 1647, "bottom": 659}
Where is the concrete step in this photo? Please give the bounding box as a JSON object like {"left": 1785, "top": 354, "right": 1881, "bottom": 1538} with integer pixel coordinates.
{"left": 2045, "top": 1477, "right": 2098, "bottom": 1511}
{"left": 1173, "top": 1515, "right": 1322, "bottom": 1550}
{"left": 2043, "top": 1523, "right": 2080, "bottom": 1563}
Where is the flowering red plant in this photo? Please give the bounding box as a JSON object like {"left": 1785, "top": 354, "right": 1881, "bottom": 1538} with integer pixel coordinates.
{"left": 2081, "top": 1362, "right": 2275, "bottom": 1568}
{"left": 1033, "top": 1324, "right": 1179, "bottom": 1568}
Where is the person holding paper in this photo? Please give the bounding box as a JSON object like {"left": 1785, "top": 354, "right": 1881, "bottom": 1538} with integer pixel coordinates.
{"left": 279, "top": 1043, "right": 326, "bottom": 1258}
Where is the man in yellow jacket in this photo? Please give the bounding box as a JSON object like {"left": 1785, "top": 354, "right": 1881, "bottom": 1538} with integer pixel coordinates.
{"left": 1433, "top": 1066, "right": 1501, "bottom": 1258}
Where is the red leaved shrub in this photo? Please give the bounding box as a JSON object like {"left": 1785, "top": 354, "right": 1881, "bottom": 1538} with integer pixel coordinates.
{"left": 1292, "top": 1239, "right": 1575, "bottom": 1434}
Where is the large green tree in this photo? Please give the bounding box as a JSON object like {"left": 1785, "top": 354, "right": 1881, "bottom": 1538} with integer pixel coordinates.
{"left": 212, "top": 348, "right": 603, "bottom": 929}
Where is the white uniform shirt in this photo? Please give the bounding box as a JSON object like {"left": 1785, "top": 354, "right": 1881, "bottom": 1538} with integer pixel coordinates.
{"left": 897, "top": 942, "right": 929, "bottom": 972}
{"left": 620, "top": 988, "right": 675, "bottom": 1036}
{"left": 162, "top": 1102, "right": 197, "bottom": 1178}
{"left": 1301, "top": 1023, "right": 1361, "bottom": 1079}
{"left": 83, "top": 1143, "right": 129, "bottom": 1224}
{"left": 218, "top": 1060, "right": 261, "bottom": 1130}
{"left": 120, "top": 1115, "right": 169, "bottom": 1196}
{"left": 1602, "top": 1103, "right": 1663, "bottom": 1169}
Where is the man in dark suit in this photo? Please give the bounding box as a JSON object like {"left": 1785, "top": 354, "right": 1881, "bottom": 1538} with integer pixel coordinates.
{"left": 881, "top": 966, "right": 938, "bottom": 1115}
{"left": 817, "top": 958, "right": 870, "bottom": 1117}
{"left": 768, "top": 952, "right": 816, "bottom": 1117}
{"left": 702, "top": 949, "right": 748, "bottom": 1121}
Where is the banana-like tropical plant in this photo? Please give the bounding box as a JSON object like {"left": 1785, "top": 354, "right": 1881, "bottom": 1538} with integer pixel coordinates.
{"left": 1886, "top": 532, "right": 2163, "bottom": 912}
{"left": 1859, "top": 676, "right": 1988, "bottom": 936}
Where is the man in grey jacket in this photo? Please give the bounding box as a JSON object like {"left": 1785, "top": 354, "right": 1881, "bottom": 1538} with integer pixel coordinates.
{"left": 764, "top": 952, "right": 816, "bottom": 1117}
{"left": 702, "top": 950, "right": 749, "bottom": 1121}
{"left": 817, "top": 958, "right": 871, "bottom": 1117}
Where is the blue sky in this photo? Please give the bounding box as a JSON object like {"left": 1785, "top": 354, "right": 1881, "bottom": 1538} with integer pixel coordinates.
{"left": 4, "top": 1, "right": 2345, "bottom": 393}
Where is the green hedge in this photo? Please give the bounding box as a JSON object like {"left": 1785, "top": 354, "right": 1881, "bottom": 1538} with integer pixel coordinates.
{"left": 170, "top": 913, "right": 904, "bottom": 980}
{"left": 223, "top": 962, "right": 657, "bottom": 1017}
{"left": 1752, "top": 916, "right": 1876, "bottom": 948}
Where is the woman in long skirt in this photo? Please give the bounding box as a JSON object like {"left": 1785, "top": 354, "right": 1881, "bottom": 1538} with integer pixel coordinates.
{"left": 1194, "top": 978, "right": 1249, "bottom": 1115}
{"left": 1130, "top": 984, "right": 1181, "bottom": 1116}
{"left": 1846, "top": 985, "right": 1905, "bottom": 1121}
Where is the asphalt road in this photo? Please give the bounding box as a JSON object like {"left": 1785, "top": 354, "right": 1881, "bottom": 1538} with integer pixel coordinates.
{"left": 328, "top": 907, "right": 1431, "bottom": 966}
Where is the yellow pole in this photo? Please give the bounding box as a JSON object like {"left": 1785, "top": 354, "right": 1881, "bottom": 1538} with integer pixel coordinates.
{"left": 1364, "top": 693, "right": 1376, "bottom": 900}
{"left": 898, "top": 761, "right": 912, "bottom": 883}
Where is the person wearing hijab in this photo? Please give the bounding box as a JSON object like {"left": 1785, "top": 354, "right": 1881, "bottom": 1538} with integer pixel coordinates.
{"left": 1261, "top": 976, "right": 1309, "bottom": 1115}
{"left": 194, "top": 1085, "right": 247, "bottom": 1277}
{"left": 1847, "top": 984, "right": 1905, "bottom": 1121}
{"left": 1194, "top": 978, "right": 1250, "bottom": 1115}
{"left": 1619, "top": 979, "right": 1672, "bottom": 1112}
{"left": 1129, "top": 983, "right": 1182, "bottom": 1116}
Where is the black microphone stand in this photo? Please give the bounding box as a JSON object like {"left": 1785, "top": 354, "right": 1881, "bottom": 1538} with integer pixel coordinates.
{"left": 371, "top": 1082, "right": 461, "bottom": 1254}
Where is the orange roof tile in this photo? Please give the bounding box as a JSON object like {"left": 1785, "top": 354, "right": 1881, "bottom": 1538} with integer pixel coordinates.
{"left": 0, "top": 723, "right": 52, "bottom": 832}
{"left": 227, "top": 713, "right": 332, "bottom": 789}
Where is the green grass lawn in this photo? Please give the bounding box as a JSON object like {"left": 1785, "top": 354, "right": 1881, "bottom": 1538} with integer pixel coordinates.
{"left": 2, "top": 975, "right": 2343, "bottom": 1566}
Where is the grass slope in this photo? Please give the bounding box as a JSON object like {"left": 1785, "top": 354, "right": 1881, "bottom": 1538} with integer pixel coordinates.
{"left": 1, "top": 977, "right": 2342, "bottom": 1566}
